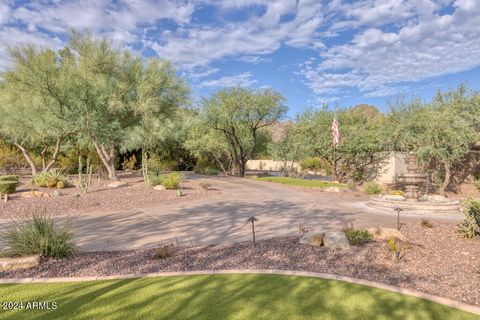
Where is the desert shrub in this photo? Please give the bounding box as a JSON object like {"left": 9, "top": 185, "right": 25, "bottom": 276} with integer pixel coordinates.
{"left": 154, "top": 244, "right": 174, "bottom": 259}
{"left": 363, "top": 182, "right": 383, "bottom": 195}
{"left": 147, "top": 156, "right": 177, "bottom": 173}
{"left": 1, "top": 213, "right": 76, "bottom": 258}
{"left": 0, "top": 175, "right": 19, "bottom": 182}
{"left": 160, "top": 172, "right": 183, "bottom": 189}
{"left": 300, "top": 157, "right": 331, "bottom": 173}
{"left": 122, "top": 154, "right": 137, "bottom": 171}
{"left": 194, "top": 165, "right": 221, "bottom": 175}
{"left": 474, "top": 170, "right": 480, "bottom": 181}
{"left": 32, "top": 169, "right": 67, "bottom": 188}
{"left": 0, "top": 181, "right": 17, "bottom": 195}
{"left": 474, "top": 179, "right": 480, "bottom": 191}
{"left": 344, "top": 226, "right": 373, "bottom": 245}
{"left": 389, "top": 189, "right": 404, "bottom": 196}
{"left": 147, "top": 173, "right": 162, "bottom": 187}
{"left": 420, "top": 219, "right": 433, "bottom": 228}
{"left": 458, "top": 199, "right": 480, "bottom": 238}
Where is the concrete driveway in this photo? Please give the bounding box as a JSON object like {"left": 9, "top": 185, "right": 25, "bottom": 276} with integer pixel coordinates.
{"left": 0, "top": 175, "right": 462, "bottom": 252}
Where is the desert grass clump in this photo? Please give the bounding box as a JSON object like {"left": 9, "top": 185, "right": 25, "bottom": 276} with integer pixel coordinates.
{"left": 32, "top": 169, "right": 67, "bottom": 188}
{"left": 159, "top": 172, "right": 184, "bottom": 189}
{"left": 344, "top": 226, "right": 373, "bottom": 245}
{"left": 154, "top": 244, "right": 174, "bottom": 259}
{"left": 363, "top": 182, "right": 383, "bottom": 195}
{"left": 1, "top": 213, "right": 76, "bottom": 258}
{"left": 0, "top": 175, "right": 20, "bottom": 182}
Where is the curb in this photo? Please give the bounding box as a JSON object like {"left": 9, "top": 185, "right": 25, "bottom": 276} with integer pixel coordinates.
{"left": 0, "top": 269, "right": 479, "bottom": 316}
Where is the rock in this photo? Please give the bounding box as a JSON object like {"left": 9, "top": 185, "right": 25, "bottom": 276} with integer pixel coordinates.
{"left": 323, "top": 231, "right": 351, "bottom": 249}
{"left": 52, "top": 190, "right": 62, "bottom": 197}
{"left": 299, "top": 232, "right": 324, "bottom": 247}
{"left": 427, "top": 194, "right": 447, "bottom": 201}
{"left": 108, "top": 181, "right": 128, "bottom": 189}
{"left": 154, "top": 185, "right": 166, "bottom": 191}
{"left": 324, "top": 187, "right": 340, "bottom": 192}
{"left": 0, "top": 255, "right": 41, "bottom": 271}
{"left": 367, "top": 227, "right": 407, "bottom": 241}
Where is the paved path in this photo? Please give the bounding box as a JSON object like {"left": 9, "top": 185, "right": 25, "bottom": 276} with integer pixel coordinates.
{"left": 0, "top": 176, "right": 462, "bottom": 252}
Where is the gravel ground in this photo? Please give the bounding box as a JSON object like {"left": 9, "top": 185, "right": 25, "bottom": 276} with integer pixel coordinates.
{"left": 0, "top": 172, "right": 222, "bottom": 219}
{"left": 1, "top": 222, "right": 478, "bottom": 306}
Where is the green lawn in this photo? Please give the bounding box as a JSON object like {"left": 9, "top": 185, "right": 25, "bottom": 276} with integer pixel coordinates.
{"left": 0, "top": 274, "right": 476, "bottom": 320}
{"left": 256, "top": 176, "right": 346, "bottom": 188}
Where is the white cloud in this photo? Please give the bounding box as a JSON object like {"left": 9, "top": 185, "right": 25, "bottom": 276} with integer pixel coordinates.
{"left": 200, "top": 72, "right": 257, "bottom": 87}
{"left": 300, "top": 0, "right": 480, "bottom": 97}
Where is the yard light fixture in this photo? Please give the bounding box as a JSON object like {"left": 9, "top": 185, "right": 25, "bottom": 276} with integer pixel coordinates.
{"left": 247, "top": 215, "right": 258, "bottom": 247}
{"left": 394, "top": 207, "right": 403, "bottom": 230}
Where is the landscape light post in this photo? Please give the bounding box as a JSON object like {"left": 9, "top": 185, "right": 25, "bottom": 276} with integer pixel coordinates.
{"left": 247, "top": 215, "right": 258, "bottom": 247}
{"left": 394, "top": 207, "right": 403, "bottom": 230}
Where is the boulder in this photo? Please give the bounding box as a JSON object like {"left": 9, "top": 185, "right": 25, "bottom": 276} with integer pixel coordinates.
{"left": 108, "top": 181, "right": 128, "bottom": 189}
{"left": 324, "top": 187, "right": 341, "bottom": 193}
{"left": 299, "top": 232, "right": 324, "bottom": 247}
{"left": 367, "top": 227, "right": 407, "bottom": 241}
{"left": 154, "top": 185, "right": 167, "bottom": 191}
{"left": 0, "top": 255, "right": 41, "bottom": 271}
{"left": 323, "top": 231, "right": 351, "bottom": 249}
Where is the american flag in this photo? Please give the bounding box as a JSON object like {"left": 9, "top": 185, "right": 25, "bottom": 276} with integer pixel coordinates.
{"left": 332, "top": 112, "right": 339, "bottom": 147}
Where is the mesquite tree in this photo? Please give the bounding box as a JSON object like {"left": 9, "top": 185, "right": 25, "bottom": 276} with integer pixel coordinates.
{"left": 200, "top": 87, "right": 286, "bottom": 176}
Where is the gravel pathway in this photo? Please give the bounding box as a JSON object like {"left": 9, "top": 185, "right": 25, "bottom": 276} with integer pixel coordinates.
{"left": 1, "top": 222, "right": 478, "bottom": 306}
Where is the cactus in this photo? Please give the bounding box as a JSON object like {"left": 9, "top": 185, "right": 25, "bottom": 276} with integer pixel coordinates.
{"left": 78, "top": 156, "right": 93, "bottom": 195}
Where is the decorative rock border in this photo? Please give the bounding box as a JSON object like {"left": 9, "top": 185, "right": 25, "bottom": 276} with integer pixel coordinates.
{"left": 0, "top": 269, "right": 478, "bottom": 315}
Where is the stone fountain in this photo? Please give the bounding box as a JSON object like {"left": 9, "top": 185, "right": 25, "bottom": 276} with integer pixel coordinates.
{"left": 398, "top": 152, "right": 428, "bottom": 200}
{"left": 368, "top": 152, "right": 461, "bottom": 215}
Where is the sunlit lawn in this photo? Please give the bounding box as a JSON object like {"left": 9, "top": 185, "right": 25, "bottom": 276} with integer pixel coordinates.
{"left": 0, "top": 274, "right": 475, "bottom": 320}
{"left": 256, "top": 176, "right": 347, "bottom": 188}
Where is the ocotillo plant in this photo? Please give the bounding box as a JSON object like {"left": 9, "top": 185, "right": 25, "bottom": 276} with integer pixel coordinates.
{"left": 78, "top": 156, "right": 93, "bottom": 194}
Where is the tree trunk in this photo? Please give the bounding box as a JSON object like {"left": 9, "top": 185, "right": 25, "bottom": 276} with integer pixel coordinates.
{"left": 43, "top": 137, "right": 62, "bottom": 172}
{"left": 440, "top": 163, "right": 451, "bottom": 195}
{"left": 92, "top": 139, "right": 118, "bottom": 180}
{"left": 14, "top": 143, "right": 38, "bottom": 176}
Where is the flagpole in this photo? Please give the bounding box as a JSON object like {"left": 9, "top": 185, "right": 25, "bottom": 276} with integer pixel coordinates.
{"left": 333, "top": 145, "right": 336, "bottom": 182}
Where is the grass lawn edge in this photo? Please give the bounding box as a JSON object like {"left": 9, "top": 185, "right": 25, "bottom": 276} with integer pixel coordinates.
{"left": 1, "top": 269, "right": 478, "bottom": 316}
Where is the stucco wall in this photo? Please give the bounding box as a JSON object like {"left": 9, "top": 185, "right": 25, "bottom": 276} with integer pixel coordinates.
{"left": 246, "top": 160, "right": 299, "bottom": 171}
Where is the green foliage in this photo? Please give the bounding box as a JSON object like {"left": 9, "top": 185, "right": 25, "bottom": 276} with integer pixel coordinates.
{"left": 0, "top": 181, "right": 17, "bottom": 195}
{"left": 147, "top": 173, "right": 162, "bottom": 187}
{"left": 344, "top": 226, "right": 373, "bottom": 245}
{"left": 1, "top": 213, "right": 76, "bottom": 258}
{"left": 388, "top": 85, "right": 480, "bottom": 192}
{"left": 159, "top": 172, "right": 184, "bottom": 189}
{"left": 256, "top": 176, "right": 346, "bottom": 188}
{"left": 300, "top": 157, "right": 331, "bottom": 173}
{"left": 363, "top": 182, "right": 383, "bottom": 195}
{"left": 32, "top": 169, "right": 67, "bottom": 188}
{"left": 458, "top": 199, "right": 480, "bottom": 238}
{"left": 0, "top": 175, "right": 20, "bottom": 182}
{"left": 147, "top": 156, "right": 177, "bottom": 173}
{"left": 294, "top": 105, "right": 388, "bottom": 182}
{"left": 474, "top": 179, "right": 480, "bottom": 191}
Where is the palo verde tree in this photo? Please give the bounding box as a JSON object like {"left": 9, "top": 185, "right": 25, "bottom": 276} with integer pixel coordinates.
{"left": 0, "top": 46, "right": 79, "bottom": 176}
{"left": 200, "top": 87, "right": 287, "bottom": 176}
{"left": 66, "top": 32, "right": 188, "bottom": 180}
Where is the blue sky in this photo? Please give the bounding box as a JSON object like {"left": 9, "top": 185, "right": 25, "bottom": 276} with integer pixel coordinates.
{"left": 1, "top": 0, "right": 479, "bottom": 116}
